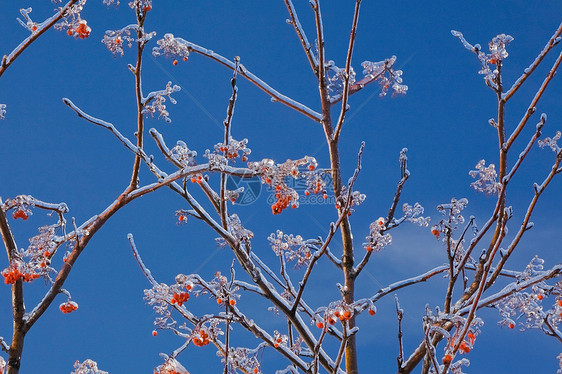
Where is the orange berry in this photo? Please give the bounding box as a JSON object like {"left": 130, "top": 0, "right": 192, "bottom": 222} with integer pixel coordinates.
{"left": 173, "top": 60, "right": 178, "bottom": 66}
{"left": 489, "top": 57, "right": 497, "bottom": 64}
{"left": 328, "top": 317, "right": 335, "bottom": 325}
{"left": 291, "top": 204, "right": 297, "bottom": 209}
{"left": 229, "top": 299, "right": 236, "bottom": 306}
{"left": 308, "top": 164, "right": 315, "bottom": 171}
{"left": 347, "top": 211, "right": 352, "bottom": 216}
{"left": 431, "top": 229, "right": 440, "bottom": 238}
{"left": 152, "top": 330, "right": 157, "bottom": 336}
{"left": 537, "top": 294, "right": 544, "bottom": 300}
{"left": 44, "top": 251, "right": 50, "bottom": 257}
{"left": 508, "top": 323, "right": 515, "bottom": 329}
{"left": 217, "top": 298, "right": 223, "bottom": 304}
{"left": 557, "top": 300, "right": 562, "bottom": 307}
{"left": 183, "top": 57, "right": 188, "bottom": 62}
{"left": 316, "top": 322, "right": 324, "bottom": 329}
{"left": 253, "top": 367, "right": 259, "bottom": 374}
{"left": 322, "top": 194, "right": 327, "bottom": 199}
{"left": 365, "top": 246, "right": 372, "bottom": 252}
{"left": 178, "top": 215, "right": 185, "bottom": 222}
{"left": 274, "top": 343, "right": 279, "bottom": 348}
{"left": 343, "top": 310, "right": 352, "bottom": 319}
{"left": 304, "top": 190, "right": 310, "bottom": 196}
{"left": 442, "top": 354, "right": 453, "bottom": 365}
{"left": 32, "top": 25, "right": 38, "bottom": 31}
{"left": 67, "top": 29, "right": 73, "bottom": 36}
{"left": 467, "top": 332, "right": 476, "bottom": 345}
{"left": 143, "top": 5, "right": 152, "bottom": 12}
{"left": 368, "top": 308, "right": 376, "bottom": 316}
{"left": 115, "top": 37, "right": 121, "bottom": 44}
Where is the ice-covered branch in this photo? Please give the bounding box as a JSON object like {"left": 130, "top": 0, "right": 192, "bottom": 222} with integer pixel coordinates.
{"left": 0, "top": 0, "right": 79, "bottom": 79}
{"left": 486, "top": 148, "right": 562, "bottom": 288}
{"left": 152, "top": 34, "right": 322, "bottom": 122}
{"left": 503, "top": 22, "right": 562, "bottom": 101}
{"left": 283, "top": 0, "right": 318, "bottom": 71}
{"left": 364, "top": 265, "right": 449, "bottom": 307}
{"left": 459, "top": 264, "right": 562, "bottom": 313}
{"left": 505, "top": 51, "right": 562, "bottom": 151}
{"left": 333, "top": 0, "right": 362, "bottom": 143}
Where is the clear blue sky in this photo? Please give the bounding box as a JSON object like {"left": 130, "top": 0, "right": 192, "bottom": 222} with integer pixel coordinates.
{"left": 1, "top": 1, "right": 561, "bottom": 373}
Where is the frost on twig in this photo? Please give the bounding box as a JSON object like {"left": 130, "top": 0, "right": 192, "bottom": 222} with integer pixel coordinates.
{"left": 154, "top": 355, "right": 189, "bottom": 374}
{"left": 268, "top": 230, "right": 311, "bottom": 268}
{"left": 469, "top": 160, "right": 501, "bottom": 195}
{"left": 0, "top": 104, "right": 5, "bottom": 119}
{"left": 72, "top": 359, "right": 108, "bottom": 374}
{"left": 170, "top": 141, "right": 197, "bottom": 168}
{"left": 222, "top": 345, "right": 264, "bottom": 374}
{"left": 538, "top": 131, "right": 561, "bottom": 154}
{"left": 451, "top": 30, "right": 513, "bottom": 89}
{"left": 216, "top": 214, "right": 253, "bottom": 247}
{"left": 495, "top": 256, "right": 562, "bottom": 337}
{"left": 142, "top": 82, "right": 181, "bottom": 123}
{"left": 326, "top": 60, "right": 356, "bottom": 96}
{"left": 363, "top": 217, "right": 392, "bottom": 253}
{"left": 101, "top": 25, "right": 144, "bottom": 57}
{"left": 152, "top": 33, "right": 191, "bottom": 60}
{"left": 361, "top": 56, "right": 407, "bottom": 97}
{"left": 17, "top": 8, "right": 40, "bottom": 33}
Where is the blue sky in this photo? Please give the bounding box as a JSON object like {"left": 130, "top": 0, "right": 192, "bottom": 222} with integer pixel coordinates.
{"left": 1, "top": 1, "right": 561, "bottom": 373}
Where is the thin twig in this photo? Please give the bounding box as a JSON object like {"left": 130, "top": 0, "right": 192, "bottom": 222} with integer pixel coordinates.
{"left": 395, "top": 295, "right": 404, "bottom": 369}
{"left": 333, "top": 0, "right": 362, "bottom": 142}
{"left": 505, "top": 51, "right": 562, "bottom": 151}
{"left": 503, "top": 22, "right": 562, "bottom": 101}
{"left": 166, "top": 37, "right": 322, "bottom": 122}
{"left": 0, "top": 0, "right": 79, "bottom": 79}
{"left": 283, "top": 0, "right": 318, "bottom": 71}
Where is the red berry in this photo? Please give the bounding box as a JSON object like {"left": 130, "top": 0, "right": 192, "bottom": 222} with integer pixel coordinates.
{"left": 152, "top": 330, "right": 157, "bottom": 336}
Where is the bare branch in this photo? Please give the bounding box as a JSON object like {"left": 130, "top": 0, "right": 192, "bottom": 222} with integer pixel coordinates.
{"left": 283, "top": 0, "right": 318, "bottom": 71}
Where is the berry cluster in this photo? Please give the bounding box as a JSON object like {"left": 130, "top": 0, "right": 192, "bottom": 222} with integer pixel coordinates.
{"left": 249, "top": 156, "right": 318, "bottom": 215}
{"left": 191, "top": 328, "right": 211, "bottom": 347}
{"left": 12, "top": 209, "right": 29, "bottom": 220}
{"left": 2, "top": 266, "right": 39, "bottom": 284}
{"left": 59, "top": 300, "right": 78, "bottom": 314}
{"left": 170, "top": 292, "right": 189, "bottom": 307}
